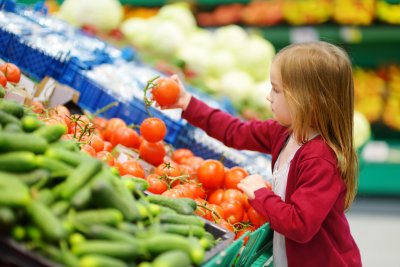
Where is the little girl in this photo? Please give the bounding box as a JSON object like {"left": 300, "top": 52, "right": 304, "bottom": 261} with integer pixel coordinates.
{"left": 160, "top": 41, "right": 362, "bottom": 267}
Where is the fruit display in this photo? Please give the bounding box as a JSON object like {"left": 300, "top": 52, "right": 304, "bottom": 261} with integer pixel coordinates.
{"left": 284, "top": 0, "right": 332, "bottom": 25}
{"left": 332, "top": 0, "right": 375, "bottom": 25}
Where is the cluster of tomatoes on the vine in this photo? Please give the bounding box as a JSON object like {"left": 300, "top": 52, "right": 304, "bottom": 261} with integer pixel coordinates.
{"left": 0, "top": 62, "right": 21, "bottom": 88}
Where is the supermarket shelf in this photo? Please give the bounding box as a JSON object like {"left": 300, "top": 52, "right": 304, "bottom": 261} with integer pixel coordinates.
{"left": 118, "top": 0, "right": 250, "bottom": 6}
{"left": 249, "top": 24, "right": 400, "bottom": 67}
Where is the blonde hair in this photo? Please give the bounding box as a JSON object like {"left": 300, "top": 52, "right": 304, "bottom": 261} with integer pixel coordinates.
{"left": 274, "top": 41, "right": 358, "bottom": 210}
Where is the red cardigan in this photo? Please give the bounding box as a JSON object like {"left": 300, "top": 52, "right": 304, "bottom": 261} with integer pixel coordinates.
{"left": 182, "top": 97, "right": 361, "bottom": 267}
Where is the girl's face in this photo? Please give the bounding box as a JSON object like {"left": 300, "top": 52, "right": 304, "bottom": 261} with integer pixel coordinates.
{"left": 267, "top": 62, "right": 292, "bottom": 126}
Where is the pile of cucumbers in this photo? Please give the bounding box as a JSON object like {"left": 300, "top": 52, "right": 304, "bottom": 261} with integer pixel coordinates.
{"left": 0, "top": 99, "right": 218, "bottom": 267}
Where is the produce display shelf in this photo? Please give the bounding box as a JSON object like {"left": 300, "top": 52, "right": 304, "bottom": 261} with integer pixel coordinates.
{"left": 0, "top": 218, "right": 235, "bottom": 267}
{"left": 358, "top": 141, "right": 400, "bottom": 196}
{"left": 251, "top": 24, "right": 400, "bottom": 67}
{"left": 117, "top": 0, "right": 251, "bottom": 7}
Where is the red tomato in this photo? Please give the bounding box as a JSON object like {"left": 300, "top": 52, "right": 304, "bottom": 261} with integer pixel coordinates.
{"left": 96, "top": 151, "right": 115, "bottom": 166}
{"left": 155, "top": 162, "right": 181, "bottom": 177}
{"left": 93, "top": 117, "right": 108, "bottom": 132}
{"left": 247, "top": 207, "right": 268, "bottom": 228}
{"left": 110, "top": 126, "right": 140, "bottom": 149}
{"left": 80, "top": 144, "right": 96, "bottom": 157}
{"left": 162, "top": 189, "right": 184, "bottom": 198}
{"left": 119, "top": 160, "right": 145, "bottom": 178}
{"left": 222, "top": 189, "right": 245, "bottom": 207}
{"left": 103, "top": 141, "right": 113, "bottom": 152}
{"left": 90, "top": 134, "right": 105, "bottom": 152}
{"left": 0, "top": 71, "right": 7, "bottom": 87}
{"left": 104, "top": 118, "right": 126, "bottom": 141}
{"left": 173, "top": 184, "right": 195, "bottom": 199}
{"left": 224, "top": 166, "right": 249, "bottom": 189}
{"left": 197, "top": 159, "right": 225, "bottom": 189}
{"left": 185, "top": 182, "right": 206, "bottom": 199}
{"left": 208, "top": 189, "right": 225, "bottom": 205}
{"left": 216, "top": 219, "right": 235, "bottom": 232}
{"left": 152, "top": 77, "right": 180, "bottom": 106}
{"left": 0, "top": 63, "right": 21, "bottom": 83}
{"left": 140, "top": 117, "right": 167, "bottom": 143}
{"left": 172, "top": 148, "right": 194, "bottom": 164}
{"left": 181, "top": 156, "right": 204, "bottom": 172}
{"left": 139, "top": 140, "right": 166, "bottom": 166}
{"left": 208, "top": 204, "right": 225, "bottom": 221}
{"left": 146, "top": 174, "right": 168, "bottom": 194}
{"left": 220, "top": 199, "right": 244, "bottom": 224}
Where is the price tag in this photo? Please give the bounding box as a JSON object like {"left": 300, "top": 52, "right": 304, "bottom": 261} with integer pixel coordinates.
{"left": 289, "top": 27, "right": 319, "bottom": 44}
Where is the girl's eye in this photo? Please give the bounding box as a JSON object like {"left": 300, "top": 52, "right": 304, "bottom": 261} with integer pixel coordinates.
{"left": 272, "top": 87, "right": 279, "bottom": 93}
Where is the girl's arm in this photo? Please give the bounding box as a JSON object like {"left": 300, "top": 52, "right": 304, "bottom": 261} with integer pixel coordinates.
{"left": 247, "top": 157, "right": 344, "bottom": 243}
{"left": 159, "top": 75, "right": 283, "bottom": 154}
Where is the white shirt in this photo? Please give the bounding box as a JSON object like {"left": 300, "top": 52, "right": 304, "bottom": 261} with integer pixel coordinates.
{"left": 272, "top": 141, "right": 302, "bottom": 267}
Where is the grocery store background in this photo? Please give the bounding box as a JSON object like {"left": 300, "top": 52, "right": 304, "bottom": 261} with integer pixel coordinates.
{"left": 1, "top": 0, "right": 400, "bottom": 266}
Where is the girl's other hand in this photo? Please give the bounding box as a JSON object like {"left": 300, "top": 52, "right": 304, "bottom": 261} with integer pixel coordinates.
{"left": 237, "top": 174, "right": 268, "bottom": 200}
{"left": 155, "top": 74, "right": 192, "bottom": 111}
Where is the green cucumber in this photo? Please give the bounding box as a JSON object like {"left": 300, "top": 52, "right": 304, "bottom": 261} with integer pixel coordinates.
{"left": 117, "top": 222, "right": 139, "bottom": 235}
{"left": 0, "top": 173, "right": 31, "bottom": 206}
{"left": 34, "top": 124, "right": 67, "bottom": 143}
{"left": 27, "top": 200, "right": 66, "bottom": 241}
{"left": 158, "top": 213, "right": 205, "bottom": 227}
{"left": 0, "top": 109, "right": 21, "bottom": 126}
{"left": 91, "top": 179, "right": 143, "bottom": 221}
{"left": 158, "top": 223, "right": 205, "bottom": 238}
{"left": 45, "top": 147, "right": 86, "bottom": 167}
{"left": 70, "top": 185, "right": 91, "bottom": 210}
{"left": 39, "top": 244, "right": 80, "bottom": 267}
{"left": 73, "top": 209, "right": 124, "bottom": 227}
{"left": 152, "top": 250, "right": 191, "bottom": 267}
{"left": 35, "top": 188, "right": 55, "bottom": 205}
{"left": 3, "top": 123, "right": 22, "bottom": 132}
{"left": 144, "top": 233, "right": 205, "bottom": 265}
{"left": 82, "top": 224, "right": 143, "bottom": 245}
{"left": 50, "top": 139, "right": 80, "bottom": 151}
{"left": 21, "top": 115, "right": 42, "bottom": 132}
{"left": 35, "top": 155, "right": 73, "bottom": 177}
{"left": 72, "top": 240, "right": 143, "bottom": 261}
{"left": 0, "top": 151, "right": 37, "bottom": 172}
{"left": 79, "top": 254, "right": 128, "bottom": 267}
{"left": 0, "top": 132, "right": 48, "bottom": 153}
{"left": 121, "top": 175, "right": 149, "bottom": 191}
{"left": 14, "top": 169, "right": 51, "bottom": 187}
{"left": 146, "top": 194, "right": 194, "bottom": 215}
{"left": 50, "top": 200, "right": 70, "bottom": 217}
{"left": 0, "top": 99, "right": 24, "bottom": 118}
{"left": 61, "top": 158, "right": 102, "bottom": 200}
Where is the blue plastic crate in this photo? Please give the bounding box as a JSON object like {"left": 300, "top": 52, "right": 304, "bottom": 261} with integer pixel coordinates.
{"left": 0, "top": 28, "right": 13, "bottom": 55}
{"left": 76, "top": 77, "right": 103, "bottom": 113}
{"left": 18, "top": 45, "right": 53, "bottom": 81}
{"left": 2, "top": 34, "right": 25, "bottom": 63}
{"left": 95, "top": 89, "right": 120, "bottom": 118}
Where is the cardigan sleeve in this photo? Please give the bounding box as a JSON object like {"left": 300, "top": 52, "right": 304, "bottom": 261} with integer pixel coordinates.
{"left": 249, "top": 156, "right": 345, "bottom": 244}
{"left": 182, "top": 96, "right": 285, "bottom": 154}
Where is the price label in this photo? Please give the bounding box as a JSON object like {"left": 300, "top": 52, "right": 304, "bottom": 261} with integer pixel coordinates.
{"left": 289, "top": 27, "right": 319, "bottom": 44}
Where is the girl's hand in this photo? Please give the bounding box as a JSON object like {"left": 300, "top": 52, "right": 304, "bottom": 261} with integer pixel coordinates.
{"left": 156, "top": 74, "right": 192, "bottom": 111}
{"left": 237, "top": 174, "right": 268, "bottom": 200}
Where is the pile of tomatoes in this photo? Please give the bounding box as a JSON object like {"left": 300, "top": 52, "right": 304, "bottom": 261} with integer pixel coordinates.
{"left": 29, "top": 99, "right": 269, "bottom": 241}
